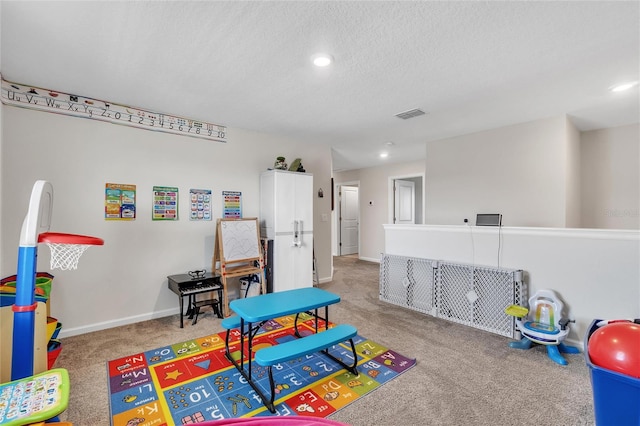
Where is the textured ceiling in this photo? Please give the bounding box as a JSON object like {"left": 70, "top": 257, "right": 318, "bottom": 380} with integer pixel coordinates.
{"left": 1, "top": 1, "right": 638, "bottom": 171}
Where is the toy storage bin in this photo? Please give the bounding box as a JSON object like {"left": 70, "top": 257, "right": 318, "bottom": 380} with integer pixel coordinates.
{"left": 584, "top": 319, "right": 640, "bottom": 426}
{"left": 47, "top": 339, "right": 63, "bottom": 369}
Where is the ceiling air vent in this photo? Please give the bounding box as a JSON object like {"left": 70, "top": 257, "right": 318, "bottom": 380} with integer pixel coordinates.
{"left": 395, "top": 108, "right": 426, "bottom": 120}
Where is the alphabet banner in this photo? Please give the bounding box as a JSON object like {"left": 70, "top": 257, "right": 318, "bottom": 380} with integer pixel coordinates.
{"left": 1, "top": 76, "right": 227, "bottom": 142}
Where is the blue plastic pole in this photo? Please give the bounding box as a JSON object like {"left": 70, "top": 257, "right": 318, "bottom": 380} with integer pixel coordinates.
{"left": 11, "top": 245, "right": 38, "bottom": 380}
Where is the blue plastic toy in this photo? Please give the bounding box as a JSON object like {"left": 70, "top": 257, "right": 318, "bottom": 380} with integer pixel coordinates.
{"left": 505, "top": 289, "right": 580, "bottom": 365}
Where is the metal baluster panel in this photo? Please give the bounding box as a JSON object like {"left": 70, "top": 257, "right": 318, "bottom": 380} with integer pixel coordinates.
{"left": 379, "top": 254, "right": 436, "bottom": 314}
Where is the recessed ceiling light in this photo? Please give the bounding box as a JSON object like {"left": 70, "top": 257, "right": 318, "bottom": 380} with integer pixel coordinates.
{"left": 379, "top": 152, "right": 389, "bottom": 158}
{"left": 609, "top": 81, "right": 638, "bottom": 92}
{"left": 385, "top": 141, "right": 395, "bottom": 146}
{"left": 312, "top": 53, "right": 333, "bottom": 67}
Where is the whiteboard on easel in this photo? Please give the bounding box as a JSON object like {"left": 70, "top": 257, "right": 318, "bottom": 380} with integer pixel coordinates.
{"left": 218, "top": 218, "right": 260, "bottom": 262}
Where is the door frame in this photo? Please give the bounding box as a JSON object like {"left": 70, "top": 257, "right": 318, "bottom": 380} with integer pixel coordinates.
{"left": 388, "top": 173, "right": 425, "bottom": 225}
{"left": 393, "top": 179, "right": 416, "bottom": 224}
{"left": 332, "top": 179, "right": 360, "bottom": 257}
{"left": 338, "top": 184, "right": 359, "bottom": 255}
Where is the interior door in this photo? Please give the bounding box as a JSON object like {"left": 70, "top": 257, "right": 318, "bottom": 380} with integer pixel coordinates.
{"left": 339, "top": 185, "right": 359, "bottom": 255}
{"left": 394, "top": 179, "right": 415, "bottom": 224}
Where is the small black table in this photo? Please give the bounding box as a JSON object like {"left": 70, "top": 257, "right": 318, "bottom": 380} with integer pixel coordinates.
{"left": 167, "top": 272, "right": 223, "bottom": 327}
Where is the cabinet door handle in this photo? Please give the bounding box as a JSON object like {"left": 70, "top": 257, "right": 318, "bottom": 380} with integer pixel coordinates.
{"left": 293, "top": 220, "right": 301, "bottom": 247}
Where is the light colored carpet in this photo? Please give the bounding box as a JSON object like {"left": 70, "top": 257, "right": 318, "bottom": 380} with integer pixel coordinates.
{"left": 56, "top": 256, "right": 595, "bottom": 425}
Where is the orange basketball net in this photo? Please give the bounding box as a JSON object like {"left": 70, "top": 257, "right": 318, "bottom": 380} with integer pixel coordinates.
{"left": 38, "top": 232, "right": 104, "bottom": 270}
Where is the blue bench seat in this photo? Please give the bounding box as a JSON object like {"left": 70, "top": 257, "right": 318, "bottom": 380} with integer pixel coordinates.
{"left": 255, "top": 324, "right": 358, "bottom": 366}
{"left": 253, "top": 324, "right": 359, "bottom": 412}
{"left": 221, "top": 315, "right": 241, "bottom": 330}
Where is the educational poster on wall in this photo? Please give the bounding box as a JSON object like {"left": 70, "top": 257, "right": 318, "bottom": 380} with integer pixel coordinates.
{"left": 153, "top": 186, "right": 179, "bottom": 220}
{"left": 105, "top": 183, "right": 136, "bottom": 220}
{"left": 222, "top": 191, "right": 242, "bottom": 218}
{"left": 190, "top": 189, "right": 212, "bottom": 221}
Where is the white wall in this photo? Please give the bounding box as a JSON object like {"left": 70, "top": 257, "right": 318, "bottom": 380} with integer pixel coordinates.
{"left": 0, "top": 96, "right": 3, "bottom": 265}
{"left": 384, "top": 224, "right": 640, "bottom": 348}
{"left": 0, "top": 105, "right": 332, "bottom": 336}
{"left": 565, "top": 117, "right": 581, "bottom": 227}
{"left": 581, "top": 123, "right": 640, "bottom": 229}
{"left": 333, "top": 160, "right": 426, "bottom": 262}
{"left": 335, "top": 116, "right": 639, "bottom": 267}
{"left": 425, "top": 116, "right": 570, "bottom": 227}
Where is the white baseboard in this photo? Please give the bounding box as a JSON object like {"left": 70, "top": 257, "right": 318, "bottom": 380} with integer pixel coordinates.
{"left": 565, "top": 337, "right": 585, "bottom": 352}
{"left": 359, "top": 256, "right": 380, "bottom": 263}
{"left": 58, "top": 307, "right": 179, "bottom": 339}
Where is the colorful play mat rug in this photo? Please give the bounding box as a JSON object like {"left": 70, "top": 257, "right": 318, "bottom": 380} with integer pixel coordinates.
{"left": 107, "top": 314, "right": 416, "bottom": 425}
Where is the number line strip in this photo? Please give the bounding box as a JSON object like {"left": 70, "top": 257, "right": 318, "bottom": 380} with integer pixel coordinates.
{"left": 1, "top": 76, "right": 227, "bottom": 143}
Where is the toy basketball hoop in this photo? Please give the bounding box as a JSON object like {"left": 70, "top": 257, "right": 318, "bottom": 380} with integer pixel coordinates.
{"left": 38, "top": 232, "right": 104, "bottom": 270}
{"left": 11, "top": 180, "right": 104, "bottom": 381}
